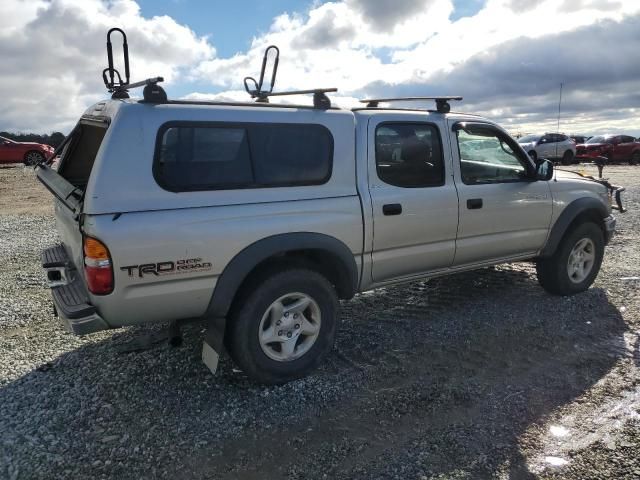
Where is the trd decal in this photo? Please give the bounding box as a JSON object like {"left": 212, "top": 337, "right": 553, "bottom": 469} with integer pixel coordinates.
{"left": 120, "top": 258, "right": 212, "bottom": 278}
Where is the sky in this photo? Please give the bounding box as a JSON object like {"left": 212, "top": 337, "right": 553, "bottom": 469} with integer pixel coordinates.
{"left": 1, "top": 0, "right": 639, "bottom": 136}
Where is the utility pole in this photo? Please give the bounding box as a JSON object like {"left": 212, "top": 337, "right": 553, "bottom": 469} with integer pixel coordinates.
{"left": 556, "top": 82, "right": 563, "bottom": 159}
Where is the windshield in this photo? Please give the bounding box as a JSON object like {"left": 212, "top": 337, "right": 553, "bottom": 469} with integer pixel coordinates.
{"left": 0, "top": 135, "right": 16, "bottom": 143}
{"left": 518, "top": 135, "right": 540, "bottom": 143}
{"left": 586, "top": 135, "right": 611, "bottom": 144}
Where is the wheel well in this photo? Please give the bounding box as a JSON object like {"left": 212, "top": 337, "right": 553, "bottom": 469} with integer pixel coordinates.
{"left": 228, "top": 249, "right": 355, "bottom": 311}
{"left": 566, "top": 209, "right": 605, "bottom": 239}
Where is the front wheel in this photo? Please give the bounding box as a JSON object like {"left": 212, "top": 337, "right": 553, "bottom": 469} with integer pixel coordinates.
{"left": 23, "top": 151, "right": 44, "bottom": 166}
{"left": 226, "top": 268, "right": 338, "bottom": 384}
{"left": 536, "top": 222, "right": 604, "bottom": 296}
{"left": 630, "top": 151, "right": 640, "bottom": 166}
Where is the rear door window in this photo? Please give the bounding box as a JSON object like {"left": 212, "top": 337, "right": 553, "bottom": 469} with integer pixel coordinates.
{"left": 375, "top": 123, "right": 444, "bottom": 188}
{"left": 154, "top": 122, "right": 333, "bottom": 191}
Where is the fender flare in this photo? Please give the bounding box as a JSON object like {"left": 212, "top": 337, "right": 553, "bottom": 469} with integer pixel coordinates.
{"left": 205, "top": 232, "right": 358, "bottom": 319}
{"left": 540, "top": 197, "right": 608, "bottom": 257}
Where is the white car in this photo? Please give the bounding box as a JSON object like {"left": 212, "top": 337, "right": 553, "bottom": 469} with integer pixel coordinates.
{"left": 518, "top": 133, "right": 577, "bottom": 165}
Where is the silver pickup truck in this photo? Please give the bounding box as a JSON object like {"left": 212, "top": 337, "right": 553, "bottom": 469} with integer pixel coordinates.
{"left": 36, "top": 33, "right": 624, "bottom": 384}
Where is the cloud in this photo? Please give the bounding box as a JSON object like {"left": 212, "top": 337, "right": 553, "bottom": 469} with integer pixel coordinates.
{"left": 198, "top": 0, "right": 639, "bottom": 135}
{"left": 292, "top": 9, "right": 357, "bottom": 49}
{"left": 0, "top": 0, "right": 214, "bottom": 132}
{"left": 369, "top": 14, "right": 640, "bottom": 134}
{"left": 344, "top": 0, "right": 438, "bottom": 31}
{"left": 1, "top": 0, "right": 639, "bottom": 137}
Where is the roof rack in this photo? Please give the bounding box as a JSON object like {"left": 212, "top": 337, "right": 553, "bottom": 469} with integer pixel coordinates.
{"left": 102, "top": 28, "right": 167, "bottom": 102}
{"left": 243, "top": 45, "right": 338, "bottom": 109}
{"left": 359, "top": 96, "right": 463, "bottom": 113}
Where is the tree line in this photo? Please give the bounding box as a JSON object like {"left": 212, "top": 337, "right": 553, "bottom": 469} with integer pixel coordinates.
{"left": 0, "top": 132, "right": 66, "bottom": 148}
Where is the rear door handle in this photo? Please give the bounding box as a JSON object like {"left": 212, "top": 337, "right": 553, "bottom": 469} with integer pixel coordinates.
{"left": 382, "top": 203, "right": 402, "bottom": 216}
{"left": 467, "top": 198, "right": 483, "bottom": 209}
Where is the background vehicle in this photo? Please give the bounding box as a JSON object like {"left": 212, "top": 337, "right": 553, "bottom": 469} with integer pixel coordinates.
{"left": 576, "top": 135, "right": 640, "bottom": 165}
{"left": 0, "top": 135, "right": 54, "bottom": 165}
{"left": 517, "top": 133, "right": 577, "bottom": 164}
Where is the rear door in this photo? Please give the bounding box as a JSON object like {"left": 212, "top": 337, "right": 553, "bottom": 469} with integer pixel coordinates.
{"left": 536, "top": 134, "right": 553, "bottom": 158}
{"left": 368, "top": 116, "right": 459, "bottom": 283}
{"left": 449, "top": 120, "right": 552, "bottom": 266}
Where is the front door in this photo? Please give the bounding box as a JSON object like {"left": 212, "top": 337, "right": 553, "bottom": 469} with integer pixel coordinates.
{"left": 368, "top": 118, "right": 459, "bottom": 283}
{"left": 449, "top": 120, "right": 553, "bottom": 266}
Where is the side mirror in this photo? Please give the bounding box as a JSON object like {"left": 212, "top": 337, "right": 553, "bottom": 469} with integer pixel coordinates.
{"left": 536, "top": 158, "right": 553, "bottom": 181}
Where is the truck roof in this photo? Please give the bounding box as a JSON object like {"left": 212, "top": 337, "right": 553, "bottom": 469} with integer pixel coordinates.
{"left": 83, "top": 98, "right": 487, "bottom": 124}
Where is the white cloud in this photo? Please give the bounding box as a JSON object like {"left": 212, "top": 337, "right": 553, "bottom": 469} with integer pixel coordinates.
{"left": 194, "top": 0, "right": 640, "bottom": 135}
{"left": 0, "top": 0, "right": 214, "bottom": 132}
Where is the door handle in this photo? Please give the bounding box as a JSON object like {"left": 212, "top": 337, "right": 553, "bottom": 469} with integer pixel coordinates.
{"left": 382, "top": 203, "right": 402, "bottom": 216}
{"left": 467, "top": 198, "right": 483, "bottom": 209}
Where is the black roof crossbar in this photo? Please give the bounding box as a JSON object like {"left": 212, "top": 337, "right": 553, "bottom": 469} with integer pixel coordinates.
{"left": 102, "top": 27, "right": 167, "bottom": 102}
{"left": 359, "top": 96, "right": 463, "bottom": 113}
{"left": 244, "top": 45, "right": 338, "bottom": 109}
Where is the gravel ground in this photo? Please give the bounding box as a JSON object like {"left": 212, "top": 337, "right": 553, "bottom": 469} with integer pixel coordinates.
{"left": 0, "top": 163, "right": 639, "bottom": 480}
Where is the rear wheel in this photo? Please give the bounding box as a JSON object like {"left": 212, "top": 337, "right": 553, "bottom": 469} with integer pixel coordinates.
{"left": 536, "top": 222, "right": 604, "bottom": 296}
{"left": 226, "top": 268, "right": 338, "bottom": 384}
{"left": 631, "top": 151, "right": 640, "bottom": 166}
{"left": 23, "top": 151, "right": 44, "bottom": 166}
{"left": 561, "top": 150, "right": 574, "bottom": 165}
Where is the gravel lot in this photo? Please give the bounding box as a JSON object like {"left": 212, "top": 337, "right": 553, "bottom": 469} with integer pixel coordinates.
{"left": 1, "top": 163, "right": 639, "bottom": 480}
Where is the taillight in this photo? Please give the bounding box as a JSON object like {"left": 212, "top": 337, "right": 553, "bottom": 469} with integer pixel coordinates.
{"left": 83, "top": 236, "right": 113, "bottom": 295}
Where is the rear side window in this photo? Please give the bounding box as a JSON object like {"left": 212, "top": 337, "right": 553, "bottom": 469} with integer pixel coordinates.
{"left": 58, "top": 122, "right": 108, "bottom": 189}
{"left": 154, "top": 122, "right": 333, "bottom": 191}
{"left": 375, "top": 123, "right": 444, "bottom": 188}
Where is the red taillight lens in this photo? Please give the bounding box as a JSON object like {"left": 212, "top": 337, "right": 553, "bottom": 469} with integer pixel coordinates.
{"left": 83, "top": 236, "right": 113, "bottom": 295}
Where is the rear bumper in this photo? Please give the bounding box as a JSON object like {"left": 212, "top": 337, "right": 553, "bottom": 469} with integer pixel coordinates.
{"left": 42, "top": 245, "right": 110, "bottom": 336}
{"left": 604, "top": 215, "right": 616, "bottom": 244}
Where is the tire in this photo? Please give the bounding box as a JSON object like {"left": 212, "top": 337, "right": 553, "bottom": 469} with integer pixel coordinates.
{"left": 561, "top": 150, "right": 574, "bottom": 165}
{"left": 23, "top": 150, "right": 44, "bottom": 166}
{"left": 631, "top": 151, "right": 640, "bottom": 166}
{"left": 226, "top": 268, "right": 339, "bottom": 384}
{"left": 536, "top": 222, "right": 604, "bottom": 296}
{"left": 528, "top": 150, "right": 537, "bottom": 162}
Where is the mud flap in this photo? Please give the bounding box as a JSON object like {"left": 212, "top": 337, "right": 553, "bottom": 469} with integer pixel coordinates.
{"left": 202, "top": 316, "right": 226, "bottom": 375}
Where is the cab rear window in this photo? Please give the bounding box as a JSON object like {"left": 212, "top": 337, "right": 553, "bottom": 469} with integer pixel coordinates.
{"left": 153, "top": 122, "right": 333, "bottom": 191}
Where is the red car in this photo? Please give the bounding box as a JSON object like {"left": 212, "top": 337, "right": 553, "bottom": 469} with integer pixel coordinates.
{"left": 576, "top": 134, "right": 640, "bottom": 165}
{"left": 0, "top": 135, "right": 55, "bottom": 165}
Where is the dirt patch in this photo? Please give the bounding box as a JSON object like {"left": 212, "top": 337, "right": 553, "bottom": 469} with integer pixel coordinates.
{"left": 0, "top": 165, "right": 53, "bottom": 215}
